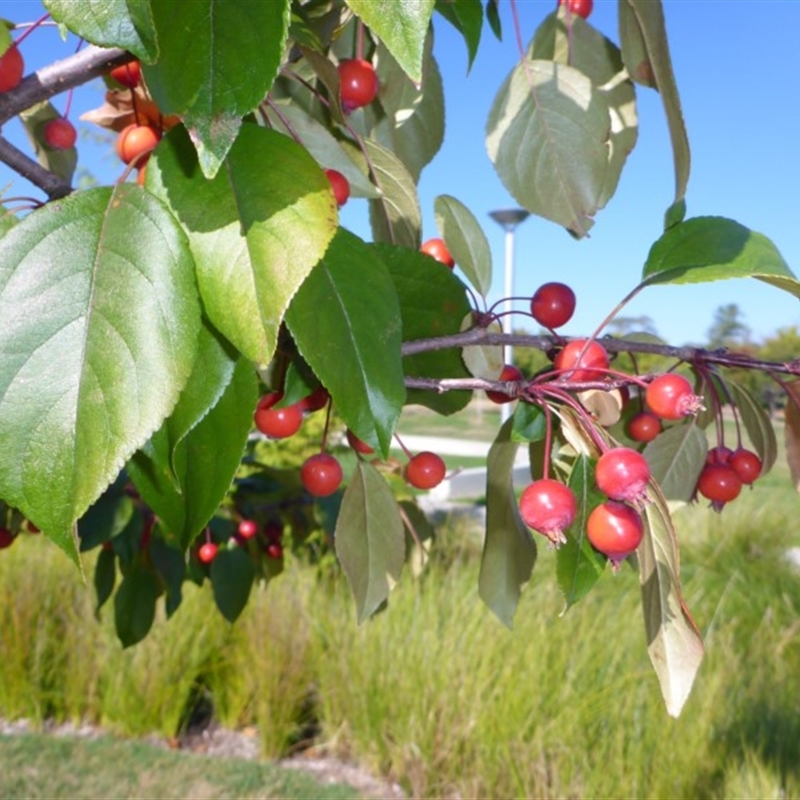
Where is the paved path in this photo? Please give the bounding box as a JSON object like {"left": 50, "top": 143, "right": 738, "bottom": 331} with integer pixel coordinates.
{"left": 400, "top": 434, "right": 529, "bottom": 465}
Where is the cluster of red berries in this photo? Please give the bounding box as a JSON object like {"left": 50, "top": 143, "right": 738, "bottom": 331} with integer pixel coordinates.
{"left": 253, "top": 386, "right": 448, "bottom": 497}
{"left": 197, "top": 517, "right": 285, "bottom": 564}
{"left": 507, "top": 314, "right": 717, "bottom": 568}
{"left": 695, "top": 444, "right": 761, "bottom": 511}
{"left": 519, "top": 446, "right": 649, "bottom": 570}
{"left": 105, "top": 59, "right": 162, "bottom": 184}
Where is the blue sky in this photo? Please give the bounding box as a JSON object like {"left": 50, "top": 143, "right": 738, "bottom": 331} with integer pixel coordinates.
{"left": 2, "top": 1, "right": 799, "bottom": 348}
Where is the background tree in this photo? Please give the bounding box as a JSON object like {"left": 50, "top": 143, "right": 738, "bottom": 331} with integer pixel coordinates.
{"left": 707, "top": 303, "right": 752, "bottom": 349}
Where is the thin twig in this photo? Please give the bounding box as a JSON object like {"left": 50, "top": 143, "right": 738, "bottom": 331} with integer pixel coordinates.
{"left": 400, "top": 328, "right": 800, "bottom": 376}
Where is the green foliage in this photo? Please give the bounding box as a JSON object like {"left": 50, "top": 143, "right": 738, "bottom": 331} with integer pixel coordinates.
{"left": 0, "top": 0, "right": 798, "bottom": 722}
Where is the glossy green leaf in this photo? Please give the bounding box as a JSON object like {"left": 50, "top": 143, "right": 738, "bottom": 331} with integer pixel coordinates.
{"left": 725, "top": 381, "right": 778, "bottom": 473}
{"left": 346, "top": 0, "right": 434, "bottom": 84}
{"left": 532, "top": 9, "right": 638, "bottom": 209}
{"left": 365, "top": 139, "right": 422, "bottom": 249}
{"left": 19, "top": 102, "right": 77, "bottom": 186}
{"left": 640, "top": 485, "right": 704, "bottom": 717}
{"left": 150, "top": 124, "right": 337, "bottom": 367}
{"left": 137, "top": 320, "right": 241, "bottom": 486}
{"left": 373, "top": 38, "right": 445, "bottom": 182}
{"left": 642, "top": 217, "right": 800, "bottom": 299}
{"left": 434, "top": 0, "right": 483, "bottom": 69}
{"left": 44, "top": 0, "right": 157, "bottom": 60}
{"left": 643, "top": 423, "right": 707, "bottom": 505}
{"left": 376, "top": 242, "right": 472, "bottom": 415}
{"left": 286, "top": 229, "right": 406, "bottom": 455}
{"left": 511, "top": 402, "right": 547, "bottom": 443}
{"left": 434, "top": 194, "right": 492, "bottom": 297}
{"left": 150, "top": 531, "right": 185, "bottom": 618}
{"left": 619, "top": 0, "right": 690, "bottom": 205}
{"left": 0, "top": 185, "right": 200, "bottom": 563}
{"left": 144, "top": 0, "right": 291, "bottom": 176}
{"left": 211, "top": 547, "right": 255, "bottom": 623}
{"left": 263, "top": 102, "right": 380, "bottom": 198}
{"left": 94, "top": 547, "right": 116, "bottom": 617}
{"left": 109, "top": 513, "right": 145, "bottom": 570}
{"left": 77, "top": 474, "right": 133, "bottom": 552}
{"left": 479, "top": 418, "right": 536, "bottom": 629}
{"left": 335, "top": 460, "right": 406, "bottom": 624}
{"left": 114, "top": 562, "right": 160, "bottom": 647}
{"left": 128, "top": 353, "right": 257, "bottom": 550}
{"left": 556, "top": 455, "right": 606, "bottom": 611}
{"left": 486, "top": 0, "right": 502, "bottom": 40}
{"left": 486, "top": 59, "right": 610, "bottom": 237}
{"left": 0, "top": 25, "right": 11, "bottom": 55}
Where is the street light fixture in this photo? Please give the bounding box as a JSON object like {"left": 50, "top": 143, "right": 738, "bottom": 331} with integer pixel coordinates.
{"left": 490, "top": 208, "right": 530, "bottom": 421}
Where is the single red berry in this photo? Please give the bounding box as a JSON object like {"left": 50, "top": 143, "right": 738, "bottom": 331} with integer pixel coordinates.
{"left": 595, "top": 447, "right": 651, "bottom": 504}
{"left": 627, "top": 411, "right": 662, "bottom": 443}
{"left": 420, "top": 237, "right": 455, "bottom": 269}
{"left": 558, "top": 0, "right": 593, "bottom": 19}
{"left": 109, "top": 60, "right": 141, "bottom": 88}
{"left": 338, "top": 58, "right": 379, "bottom": 112}
{"left": 0, "top": 527, "right": 15, "bottom": 549}
{"left": 254, "top": 393, "right": 304, "bottom": 439}
{"left": 706, "top": 445, "right": 733, "bottom": 466}
{"left": 586, "top": 501, "right": 643, "bottom": 568}
{"left": 346, "top": 429, "right": 375, "bottom": 455}
{"left": 43, "top": 117, "right": 77, "bottom": 150}
{"left": 266, "top": 542, "right": 284, "bottom": 559}
{"left": 486, "top": 364, "right": 523, "bottom": 404}
{"left": 0, "top": 44, "right": 24, "bottom": 92}
{"left": 729, "top": 448, "right": 762, "bottom": 485}
{"left": 530, "top": 282, "right": 576, "bottom": 329}
{"left": 237, "top": 519, "right": 258, "bottom": 540}
{"left": 198, "top": 541, "right": 219, "bottom": 564}
{"left": 301, "top": 453, "right": 344, "bottom": 497}
{"left": 519, "top": 478, "right": 576, "bottom": 547}
{"left": 645, "top": 373, "right": 701, "bottom": 421}
{"left": 115, "top": 123, "right": 161, "bottom": 165}
{"left": 697, "top": 464, "right": 742, "bottom": 508}
{"left": 554, "top": 339, "right": 609, "bottom": 382}
{"left": 298, "top": 385, "right": 330, "bottom": 414}
{"left": 405, "top": 451, "right": 447, "bottom": 490}
{"left": 324, "top": 169, "right": 350, "bottom": 207}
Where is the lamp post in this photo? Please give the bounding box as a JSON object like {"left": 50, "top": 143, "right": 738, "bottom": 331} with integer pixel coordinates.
{"left": 490, "top": 208, "right": 530, "bottom": 421}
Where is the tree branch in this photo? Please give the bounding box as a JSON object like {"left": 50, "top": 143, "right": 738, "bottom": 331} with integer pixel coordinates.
{"left": 0, "top": 136, "right": 70, "bottom": 199}
{"left": 0, "top": 46, "right": 132, "bottom": 199}
{"left": 400, "top": 327, "right": 800, "bottom": 377}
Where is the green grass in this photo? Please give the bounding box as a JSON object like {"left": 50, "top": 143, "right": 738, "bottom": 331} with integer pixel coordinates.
{"left": 0, "top": 733, "right": 359, "bottom": 800}
{"left": 1, "top": 471, "right": 799, "bottom": 798}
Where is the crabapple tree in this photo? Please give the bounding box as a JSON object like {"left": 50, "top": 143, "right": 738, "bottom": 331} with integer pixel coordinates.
{"left": 0, "top": 0, "right": 799, "bottom": 718}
